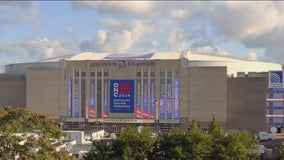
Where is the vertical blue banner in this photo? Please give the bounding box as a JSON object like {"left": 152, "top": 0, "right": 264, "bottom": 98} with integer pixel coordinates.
{"left": 68, "top": 79, "right": 72, "bottom": 117}
{"left": 136, "top": 80, "right": 142, "bottom": 118}
{"left": 174, "top": 78, "right": 179, "bottom": 119}
{"left": 103, "top": 80, "right": 109, "bottom": 118}
{"left": 160, "top": 80, "right": 165, "bottom": 119}
{"left": 74, "top": 79, "right": 80, "bottom": 118}
{"left": 167, "top": 80, "right": 172, "bottom": 119}
{"left": 89, "top": 79, "right": 96, "bottom": 118}
{"left": 110, "top": 80, "right": 135, "bottom": 113}
{"left": 143, "top": 79, "right": 148, "bottom": 119}
{"left": 150, "top": 80, "right": 156, "bottom": 119}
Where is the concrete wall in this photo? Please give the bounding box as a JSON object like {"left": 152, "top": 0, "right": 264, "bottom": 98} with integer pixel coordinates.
{"left": 227, "top": 77, "right": 267, "bottom": 132}
{"left": 187, "top": 67, "right": 227, "bottom": 128}
{"left": 26, "top": 68, "right": 67, "bottom": 119}
{"left": 0, "top": 74, "right": 26, "bottom": 108}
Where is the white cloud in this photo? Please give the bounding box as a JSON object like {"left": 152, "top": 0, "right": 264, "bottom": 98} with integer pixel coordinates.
{"left": 166, "top": 28, "right": 189, "bottom": 51}
{"left": 0, "top": 38, "right": 75, "bottom": 69}
{"left": 194, "top": 45, "right": 228, "bottom": 56}
{"left": 248, "top": 51, "right": 258, "bottom": 60}
{"left": 80, "top": 19, "right": 152, "bottom": 52}
{"left": 208, "top": 2, "right": 284, "bottom": 40}
{"left": 0, "top": 1, "right": 41, "bottom": 28}
{"left": 74, "top": 1, "right": 153, "bottom": 16}
{"left": 0, "top": 1, "right": 30, "bottom": 10}
{"left": 73, "top": 1, "right": 284, "bottom": 62}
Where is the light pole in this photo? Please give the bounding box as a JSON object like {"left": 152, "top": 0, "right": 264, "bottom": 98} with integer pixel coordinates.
{"left": 155, "top": 100, "right": 160, "bottom": 133}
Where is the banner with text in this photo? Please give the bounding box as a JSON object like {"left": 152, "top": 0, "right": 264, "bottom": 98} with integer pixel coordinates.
{"left": 110, "top": 80, "right": 135, "bottom": 113}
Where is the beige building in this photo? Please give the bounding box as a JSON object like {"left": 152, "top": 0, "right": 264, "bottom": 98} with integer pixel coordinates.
{"left": 2, "top": 51, "right": 283, "bottom": 133}
{"left": 0, "top": 74, "right": 26, "bottom": 108}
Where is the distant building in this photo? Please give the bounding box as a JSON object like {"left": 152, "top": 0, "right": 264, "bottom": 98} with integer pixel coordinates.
{"left": 1, "top": 51, "right": 283, "bottom": 133}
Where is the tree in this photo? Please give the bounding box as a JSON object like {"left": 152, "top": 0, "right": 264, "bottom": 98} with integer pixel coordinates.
{"left": 208, "top": 115, "right": 225, "bottom": 138}
{"left": 111, "top": 126, "right": 156, "bottom": 160}
{"left": 0, "top": 106, "right": 75, "bottom": 160}
{"left": 84, "top": 116, "right": 260, "bottom": 160}
{"left": 155, "top": 128, "right": 189, "bottom": 160}
{"left": 210, "top": 131, "right": 259, "bottom": 160}
{"left": 186, "top": 120, "right": 213, "bottom": 160}
{"left": 84, "top": 140, "right": 112, "bottom": 160}
{"left": 155, "top": 120, "right": 213, "bottom": 160}
{"left": 275, "top": 144, "right": 284, "bottom": 160}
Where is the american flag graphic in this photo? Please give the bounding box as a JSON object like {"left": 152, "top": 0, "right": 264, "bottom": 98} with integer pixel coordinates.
{"left": 143, "top": 111, "right": 148, "bottom": 119}
{"left": 89, "top": 108, "right": 96, "bottom": 118}
{"left": 150, "top": 113, "right": 155, "bottom": 119}
{"left": 136, "top": 107, "right": 141, "bottom": 118}
{"left": 118, "top": 83, "right": 131, "bottom": 94}
{"left": 103, "top": 112, "right": 109, "bottom": 118}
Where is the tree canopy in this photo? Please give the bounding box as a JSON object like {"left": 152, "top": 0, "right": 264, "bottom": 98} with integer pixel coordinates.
{"left": 85, "top": 117, "right": 260, "bottom": 160}
{"left": 0, "top": 106, "right": 75, "bottom": 160}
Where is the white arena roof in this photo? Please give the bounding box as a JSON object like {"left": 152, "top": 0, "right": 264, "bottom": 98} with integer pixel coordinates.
{"left": 5, "top": 51, "right": 283, "bottom": 77}
{"left": 67, "top": 51, "right": 282, "bottom": 76}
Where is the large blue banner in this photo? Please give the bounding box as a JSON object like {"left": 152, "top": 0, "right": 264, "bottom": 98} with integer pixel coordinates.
{"left": 110, "top": 80, "right": 135, "bottom": 113}
{"left": 67, "top": 79, "right": 72, "bottom": 117}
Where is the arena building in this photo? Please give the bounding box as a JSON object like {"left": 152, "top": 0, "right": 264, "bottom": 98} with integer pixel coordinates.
{"left": 1, "top": 51, "right": 283, "bottom": 133}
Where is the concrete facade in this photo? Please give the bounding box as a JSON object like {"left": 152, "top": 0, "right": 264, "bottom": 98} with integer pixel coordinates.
{"left": 227, "top": 77, "right": 267, "bottom": 132}
{"left": 0, "top": 74, "right": 26, "bottom": 108}
{"left": 26, "top": 68, "right": 67, "bottom": 119}
{"left": 2, "top": 51, "right": 283, "bottom": 133}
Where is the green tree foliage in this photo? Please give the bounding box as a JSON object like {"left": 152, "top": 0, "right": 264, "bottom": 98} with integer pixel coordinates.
{"left": 154, "top": 121, "right": 213, "bottom": 160}
{"left": 210, "top": 131, "right": 259, "bottom": 160}
{"left": 275, "top": 144, "right": 284, "bottom": 160}
{"left": 156, "top": 128, "right": 189, "bottom": 160}
{"left": 85, "top": 117, "right": 260, "bottom": 160}
{"left": 187, "top": 120, "right": 213, "bottom": 160}
{"left": 0, "top": 106, "right": 75, "bottom": 160}
{"left": 208, "top": 115, "right": 225, "bottom": 138}
{"left": 84, "top": 140, "right": 112, "bottom": 160}
{"left": 85, "top": 126, "right": 156, "bottom": 160}
{"left": 112, "top": 126, "right": 156, "bottom": 160}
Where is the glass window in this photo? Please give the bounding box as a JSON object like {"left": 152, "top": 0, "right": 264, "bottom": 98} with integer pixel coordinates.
{"left": 160, "top": 72, "right": 165, "bottom": 76}
{"left": 81, "top": 72, "right": 86, "bottom": 77}
{"left": 90, "top": 72, "right": 95, "bottom": 77}
{"left": 151, "top": 72, "right": 155, "bottom": 77}
{"left": 97, "top": 72, "right": 102, "bottom": 77}
{"left": 104, "top": 72, "right": 109, "bottom": 77}
{"left": 75, "top": 72, "right": 79, "bottom": 77}
{"left": 137, "top": 72, "right": 141, "bottom": 77}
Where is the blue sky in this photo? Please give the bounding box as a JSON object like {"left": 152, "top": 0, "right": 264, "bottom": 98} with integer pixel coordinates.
{"left": 0, "top": 1, "right": 284, "bottom": 72}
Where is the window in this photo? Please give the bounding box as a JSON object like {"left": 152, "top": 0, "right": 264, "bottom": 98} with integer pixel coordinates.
{"left": 151, "top": 72, "right": 155, "bottom": 77}
{"left": 167, "top": 72, "right": 172, "bottom": 77}
{"left": 81, "top": 72, "right": 86, "bottom": 77}
{"left": 104, "top": 72, "right": 109, "bottom": 77}
{"left": 74, "top": 72, "right": 79, "bottom": 77}
{"left": 112, "top": 125, "right": 117, "bottom": 133}
{"left": 90, "top": 72, "right": 95, "bottom": 77}
{"left": 143, "top": 72, "right": 148, "bottom": 77}
{"left": 97, "top": 72, "right": 102, "bottom": 77}
{"left": 137, "top": 72, "right": 141, "bottom": 77}
{"left": 160, "top": 72, "right": 165, "bottom": 76}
